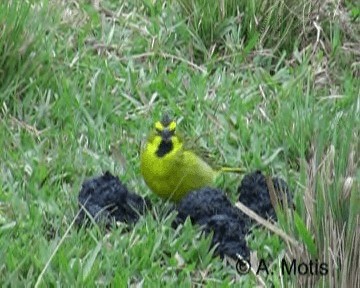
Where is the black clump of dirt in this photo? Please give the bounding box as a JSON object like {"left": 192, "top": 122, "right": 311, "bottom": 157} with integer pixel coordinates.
{"left": 173, "top": 187, "right": 250, "bottom": 260}
{"left": 173, "top": 171, "right": 292, "bottom": 260}
{"left": 238, "top": 170, "right": 291, "bottom": 221}
{"left": 76, "top": 171, "right": 150, "bottom": 227}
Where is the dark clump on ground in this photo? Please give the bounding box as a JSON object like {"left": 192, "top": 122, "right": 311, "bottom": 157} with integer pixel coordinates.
{"left": 76, "top": 170, "right": 291, "bottom": 261}
{"left": 173, "top": 187, "right": 250, "bottom": 259}
{"left": 76, "top": 171, "right": 150, "bottom": 227}
{"left": 238, "top": 170, "right": 291, "bottom": 221}
{"left": 173, "top": 171, "right": 291, "bottom": 260}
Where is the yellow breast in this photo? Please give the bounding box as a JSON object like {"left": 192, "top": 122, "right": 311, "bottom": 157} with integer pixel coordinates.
{"left": 140, "top": 136, "right": 216, "bottom": 201}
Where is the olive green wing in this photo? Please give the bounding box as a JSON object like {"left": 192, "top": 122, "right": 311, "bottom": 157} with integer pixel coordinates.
{"left": 180, "top": 132, "right": 221, "bottom": 170}
{"left": 180, "top": 131, "right": 246, "bottom": 174}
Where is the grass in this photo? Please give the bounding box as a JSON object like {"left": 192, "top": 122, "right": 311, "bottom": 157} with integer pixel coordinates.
{"left": 0, "top": 0, "right": 359, "bottom": 286}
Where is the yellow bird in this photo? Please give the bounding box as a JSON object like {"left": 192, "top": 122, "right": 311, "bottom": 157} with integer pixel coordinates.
{"left": 140, "top": 114, "right": 244, "bottom": 202}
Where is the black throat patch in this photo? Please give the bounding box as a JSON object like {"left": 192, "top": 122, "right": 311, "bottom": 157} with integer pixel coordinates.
{"left": 156, "top": 140, "right": 173, "bottom": 157}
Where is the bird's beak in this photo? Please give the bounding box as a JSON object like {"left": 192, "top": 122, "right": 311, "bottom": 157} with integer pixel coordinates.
{"left": 161, "top": 129, "right": 172, "bottom": 142}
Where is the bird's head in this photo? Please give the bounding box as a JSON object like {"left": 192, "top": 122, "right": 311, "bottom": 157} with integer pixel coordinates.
{"left": 154, "top": 114, "right": 177, "bottom": 143}
{"left": 151, "top": 114, "right": 182, "bottom": 157}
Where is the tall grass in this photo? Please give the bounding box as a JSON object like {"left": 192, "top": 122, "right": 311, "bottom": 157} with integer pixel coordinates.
{"left": 278, "top": 100, "right": 359, "bottom": 287}
{"left": 175, "top": 0, "right": 359, "bottom": 65}
{"left": 0, "top": 1, "right": 54, "bottom": 104}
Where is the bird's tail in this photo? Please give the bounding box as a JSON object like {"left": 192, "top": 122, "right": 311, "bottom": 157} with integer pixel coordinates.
{"left": 219, "top": 167, "right": 246, "bottom": 174}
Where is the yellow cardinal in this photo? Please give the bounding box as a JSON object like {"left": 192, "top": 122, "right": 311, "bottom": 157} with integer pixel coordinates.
{"left": 140, "top": 114, "right": 244, "bottom": 202}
